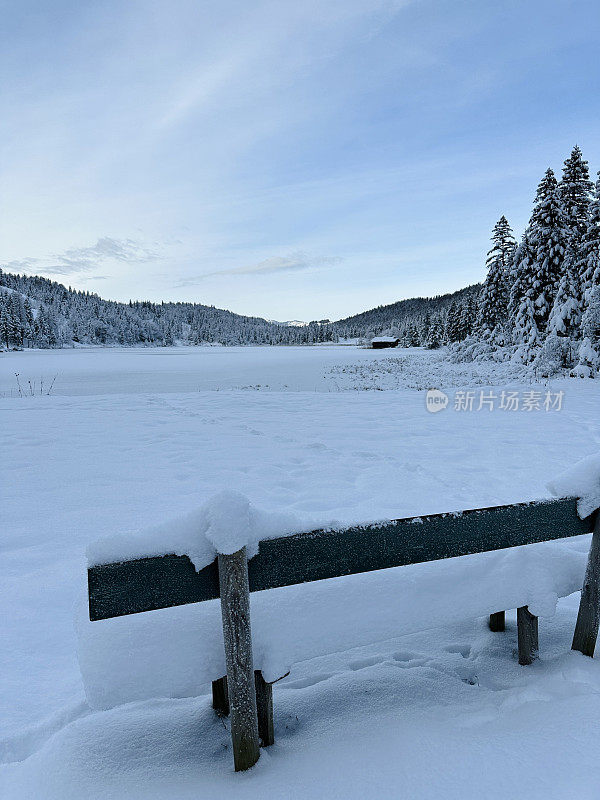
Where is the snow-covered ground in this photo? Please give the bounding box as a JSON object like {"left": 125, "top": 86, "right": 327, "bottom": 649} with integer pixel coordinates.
{"left": 2, "top": 345, "right": 600, "bottom": 799}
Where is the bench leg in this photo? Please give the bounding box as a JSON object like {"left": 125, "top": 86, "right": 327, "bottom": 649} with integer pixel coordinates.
{"left": 255, "top": 671, "right": 274, "bottom": 746}
{"left": 212, "top": 676, "right": 229, "bottom": 715}
{"left": 489, "top": 611, "right": 505, "bottom": 632}
{"left": 517, "top": 606, "right": 538, "bottom": 665}
{"left": 218, "top": 548, "right": 260, "bottom": 772}
{"left": 572, "top": 513, "right": 600, "bottom": 657}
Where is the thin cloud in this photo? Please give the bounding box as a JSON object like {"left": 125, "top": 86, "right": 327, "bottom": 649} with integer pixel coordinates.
{"left": 177, "top": 253, "right": 342, "bottom": 285}
{"left": 7, "top": 237, "right": 161, "bottom": 276}
{"left": 5, "top": 257, "right": 39, "bottom": 271}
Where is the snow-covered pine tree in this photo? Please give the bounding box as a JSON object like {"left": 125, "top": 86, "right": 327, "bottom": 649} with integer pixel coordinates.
{"left": 529, "top": 168, "right": 570, "bottom": 333}
{"left": 9, "top": 292, "right": 26, "bottom": 346}
{"left": 559, "top": 145, "right": 593, "bottom": 250}
{"left": 557, "top": 145, "right": 593, "bottom": 332}
{"left": 425, "top": 314, "right": 444, "bottom": 349}
{"left": 409, "top": 324, "right": 421, "bottom": 347}
{"left": 580, "top": 172, "right": 600, "bottom": 306}
{"left": 419, "top": 311, "right": 431, "bottom": 346}
{"left": 574, "top": 285, "right": 600, "bottom": 376}
{"left": 508, "top": 230, "right": 540, "bottom": 360}
{"left": 514, "top": 294, "right": 540, "bottom": 359}
{"left": 23, "top": 297, "right": 34, "bottom": 346}
{"left": 0, "top": 292, "right": 22, "bottom": 347}
{"left": 455, "top": 296, "right": 476, "bottom": 341}
{"left": 476, "top": 216, "right": 516, "bottom": 341}
{"left": 548, "top": 263, "right": 580, "bottom": 364}
{"left": 0, "top": 294, "right": 10, "bottom": 348}
{"left": 454, "top": 301, "right": 468, "bottom": 342}
{"left": 508, "top": 230, "right": 534, "bottom": 320}
{"left": 445, "top": 301, "right": 461, "bottom": 342}
{"left": 468, "top": 295, "right": 478, "bottom": 331}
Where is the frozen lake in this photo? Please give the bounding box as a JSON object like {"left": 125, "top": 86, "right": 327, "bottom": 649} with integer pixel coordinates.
{"left": 0, "top": 344, "right": 401, "bottom": 396}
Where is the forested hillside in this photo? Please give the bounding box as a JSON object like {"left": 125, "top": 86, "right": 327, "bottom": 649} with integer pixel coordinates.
{"left": 0, "top": 269, "right": 478, "bottom": 349}
{"left": 0, "top": 271, "right": 337, "bottom": 347}
{"left": 333, "top": 284, "right": 481, "bottom": 346}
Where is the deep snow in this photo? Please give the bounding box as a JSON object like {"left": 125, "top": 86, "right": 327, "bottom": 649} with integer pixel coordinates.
{"left": 2, "top": 345, "right": 600, "bottom": 799}
{"left": 79, "top": 537, "right": 590, "bottom": 708}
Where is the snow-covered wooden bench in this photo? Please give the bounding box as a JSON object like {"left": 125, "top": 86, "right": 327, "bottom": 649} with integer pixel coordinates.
{"left": 86, "top": 496, "right": 599, "bottom": 772}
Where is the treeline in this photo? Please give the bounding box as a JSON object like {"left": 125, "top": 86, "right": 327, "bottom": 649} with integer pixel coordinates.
{"left": 0, "top": 272, "right": 338, "bottom": 348}
{"left": 462, "top": 146, "right": 600, "bottom": 376}
{"left": 0, "top": 268, "right": 480, "bottom": 351}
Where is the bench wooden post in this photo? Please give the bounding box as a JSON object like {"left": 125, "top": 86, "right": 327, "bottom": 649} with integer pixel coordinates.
{"left": 489, "top": 611, "right": 505, "bottom": 632}
{"left": 572, "top": 513, "right": 600, "bottom": 657}
{"left": 212, "top": 677, "right": 229, "bottom": 715}
{"left": 254, "top": 671, "right": 274, "bottom": 746}
{"left": 218, "top": 548, "right": 260, "bottom": 772}
{"left": 517, "top": 606, "right": 538, "bottom": 665}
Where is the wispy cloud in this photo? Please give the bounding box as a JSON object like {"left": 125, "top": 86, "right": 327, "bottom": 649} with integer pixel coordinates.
{"left": 5, "top": 257, "right": 40, "bottom": 271}
{"left": 3, "top": 0, "right": 598, "bottom": 321}
{"left": 176, "top": 252, "right": 342, "bottom": 285}
{"left": 7, "top": 237, "right": 161, "bottom": 276}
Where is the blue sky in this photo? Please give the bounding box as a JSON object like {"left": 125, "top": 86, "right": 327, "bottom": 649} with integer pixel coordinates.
{"left": 2, "top": 0, "right": 599, "bottom": 321}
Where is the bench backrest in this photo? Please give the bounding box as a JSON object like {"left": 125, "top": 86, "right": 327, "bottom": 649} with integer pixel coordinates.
{"left": 88, "top": 497, "right": 592, "bottom": 621}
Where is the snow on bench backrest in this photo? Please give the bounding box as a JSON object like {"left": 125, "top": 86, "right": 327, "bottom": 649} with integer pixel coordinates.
{"left": 88, "top": 497, "right": 592, "bottom": 621}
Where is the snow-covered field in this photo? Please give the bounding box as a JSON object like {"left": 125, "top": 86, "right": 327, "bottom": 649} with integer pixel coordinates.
{"left": 2, "top": 345, "right": 600, "bottom": 799}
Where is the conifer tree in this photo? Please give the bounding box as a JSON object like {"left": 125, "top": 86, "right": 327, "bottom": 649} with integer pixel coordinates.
{"left": 23, "top": 298, "right": 34, "bottom": 345}
{"left": 580, "top": 172, "right": 600, "bottom": 305}
{"left": 0, "top": 294, "right": 10, "bottom": 348}
{"left": 476, "top": 216, "right": 516, "bottom": 340}
{"left": 453, "top": 301, "right": 467, "bottom": 342}
{"left": 445, "top": 301, "right": 461, "bottom": 342}
{"left": 425, "top": 315, "right": 443, "bottom": 349}
{"left": 411, "top": 324, "right": 421, "bottom": 347}
{"left": 9, "top": 293, "right": 25, "bottom": 346}
{"left": 510, "top": 227, "right": 541, "bottom": 361}
{"left": 548, "top": 263, "right": 580, "bottom": 341}
{"left": 558, "top": 145, "right": 593, "bottom": 328}
{"left": 559, "top": 145, "right": 593, "bottom": 247}
{"left": 575, "top": 286, "right": 600, "bottom": 375}
{"left": 508, "top": 230, "right": 534, "bottom": 322}
{"left": 529, "top": 168, "right": 570, "bottom": 332}
{"left": 514, "top": 295, "right": 540, "bottom": 359}
{"left": 455, "top": 296, "right": 476, "bottom": 341}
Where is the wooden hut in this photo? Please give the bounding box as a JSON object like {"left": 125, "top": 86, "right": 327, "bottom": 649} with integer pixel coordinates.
{"left": 371, "top": 336, "right": 400, "bottom": 349}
